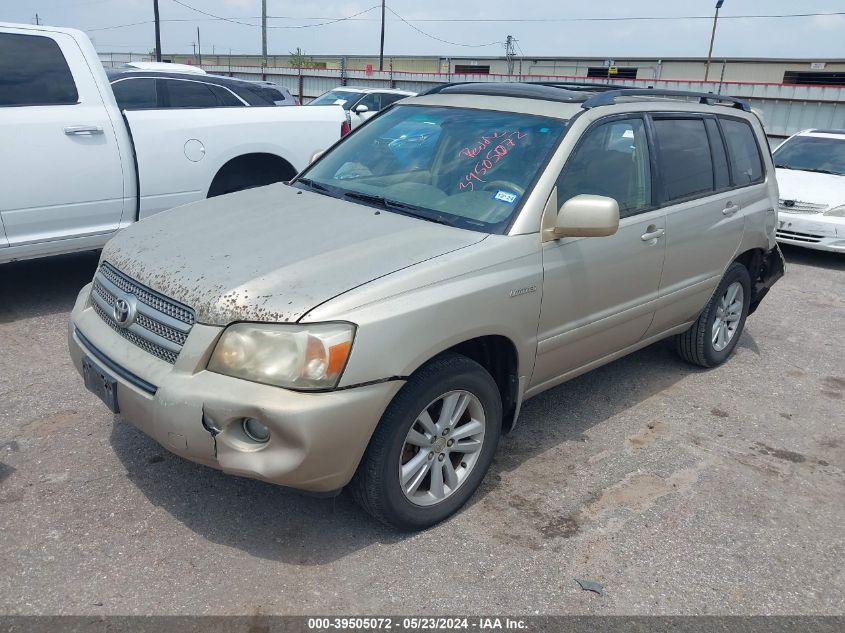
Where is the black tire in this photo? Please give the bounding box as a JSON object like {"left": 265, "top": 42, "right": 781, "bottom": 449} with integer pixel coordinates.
{"left": 676, "top": 261, "right": 752, "bottom": 368}
{"left": 350, "top": 353, "right": 502, "bottom": 531}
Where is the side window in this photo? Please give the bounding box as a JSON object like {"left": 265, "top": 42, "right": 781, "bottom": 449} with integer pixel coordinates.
{"left": 381, "top": 93, "right": 406, "bottom": 107}
{"left": 208, "top": 84, "right": 242, "bottom": 106}
{"left": 356, "top": 93, "right": 381, "bottom": 112}
{"left": 704, "top": 118, "right": 731, "bottom": 189}
{"left": 720, "top": 118, "right": 764, "bottom": 185}
{"left": 0, "top": 33, "right": 78, "bottom": 106}
{"left": 165, "top": 80, "right": 219, "bottom": 108}
{"left": 111, "top": 78, "right": 158, "bottom": 110}
{"left": 653, "top": 118, "right": 714, "bottom": 202}
{"left": 556, "top": 118, "right": 652, "bottom": 219}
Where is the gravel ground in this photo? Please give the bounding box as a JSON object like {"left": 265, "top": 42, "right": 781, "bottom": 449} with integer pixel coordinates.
{"left": 0, "top": 245, "right": 843, "bottom": 615}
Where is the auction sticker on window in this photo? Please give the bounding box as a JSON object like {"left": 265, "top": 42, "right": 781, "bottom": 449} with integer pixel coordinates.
{"left": 493, "top": 190, "right": 519, "bottom": 204}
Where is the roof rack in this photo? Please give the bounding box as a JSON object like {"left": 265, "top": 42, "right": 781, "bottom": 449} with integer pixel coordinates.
{"left": 582, "top": 89, "right": 751, "bottom": 111}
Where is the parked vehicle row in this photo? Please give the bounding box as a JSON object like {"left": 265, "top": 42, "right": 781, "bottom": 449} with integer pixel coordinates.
{"left": 68, "top": 81, "right": 783, "bottom": 530}
{"left": 0, "top": 22, "right": 347, "bottom": 264}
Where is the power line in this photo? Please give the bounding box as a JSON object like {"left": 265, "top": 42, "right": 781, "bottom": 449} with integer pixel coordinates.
{"left": 386, "top": 7, "right": 502, "bottom": 48}
{"left": 169, "top": 0, "right": 382, "bottom": 29}
{"left": 82, "top": 9, "right": 845, "bottom": 35}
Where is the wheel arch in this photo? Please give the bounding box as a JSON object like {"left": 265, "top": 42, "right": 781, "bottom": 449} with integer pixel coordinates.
{"left": 420, "top": 334, "right": 522, "bottom": 434}
{"left": 206, "top": 152, "right": 298, "bottom": 197}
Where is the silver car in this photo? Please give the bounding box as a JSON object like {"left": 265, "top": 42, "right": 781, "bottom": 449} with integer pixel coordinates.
{"left": 69, "top": 83, "right": 784, "bottom": 530}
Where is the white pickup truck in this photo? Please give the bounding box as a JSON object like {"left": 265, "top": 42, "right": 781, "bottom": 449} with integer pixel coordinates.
{"left": 0, "top": 23, "right": 347, "bottom": 264}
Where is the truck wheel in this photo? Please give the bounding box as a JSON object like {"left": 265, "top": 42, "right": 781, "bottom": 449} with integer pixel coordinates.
{"left": 350, "top": 353, "right": 502, "bottom": 531}
{"left": 676, "top": 262, "right": 751, "bottom": 368}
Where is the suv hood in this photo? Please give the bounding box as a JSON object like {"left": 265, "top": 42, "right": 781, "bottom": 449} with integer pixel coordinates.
{"left": 775, "top": 168, "right": 845, "bottom": 207}
{"left": 101, "top": 184, "right": 485, "bottom": 326}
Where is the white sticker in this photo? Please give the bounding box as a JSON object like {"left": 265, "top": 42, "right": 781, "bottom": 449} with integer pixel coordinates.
{"left": 494, "top": 190, "right": 518, "bottom": 204}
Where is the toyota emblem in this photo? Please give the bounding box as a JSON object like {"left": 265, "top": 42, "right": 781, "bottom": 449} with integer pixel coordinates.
{"left": 113, "top": 296, "right": 137, "bottom": 328}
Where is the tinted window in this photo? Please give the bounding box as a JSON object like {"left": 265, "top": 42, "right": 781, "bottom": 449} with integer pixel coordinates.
{"left": 654, "top": 118, "right": 714, "bottom": 201}
{"left": 557, "top": 118, "right": 652, "bottom": 218}
{"left": 0, "top": 33, "right": 78, "bottom": 106}
{"left": 111, "top": 78, "right": 158, "bottom": 110}
{"left": 773, "top": 135, "right": 845, "bottom": 177}
{"left": 705, "top": 118, "right": 731, "bottom": 189}
{"left": 208, "top": 84, "right": 242, "bottom": 106}
{"left": 382, "top": 93, "right": 407, "bottom": 107}
{"left": 165, "top": 80, "right": 219, "bottom": 107}
{"left": 721, "top": 118, "right": 764, "bottom": 184}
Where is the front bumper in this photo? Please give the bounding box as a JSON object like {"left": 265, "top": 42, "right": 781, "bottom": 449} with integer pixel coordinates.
{"left": 68, "top": 284, "right": 403, "bottom": 493}
{"left": 776, "top": 212, "right": 845, "bottom": 253}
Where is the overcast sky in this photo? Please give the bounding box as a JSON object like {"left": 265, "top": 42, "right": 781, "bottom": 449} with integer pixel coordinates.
{"left": 4, "top": 0, "right": 845, "bottom": 58}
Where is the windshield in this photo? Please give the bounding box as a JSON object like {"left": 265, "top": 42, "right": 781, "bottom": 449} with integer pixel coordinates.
{"left": 309, "top": 89, "right": 361, "bottom": 109}
{"left": 298, "top": 104, "right": 567, "bottom": 233}
{"left": 774, "top": 135, "right": 845, "bottom": 176}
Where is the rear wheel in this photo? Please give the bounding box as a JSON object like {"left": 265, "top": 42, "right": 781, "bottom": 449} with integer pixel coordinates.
{"left": 676, "top": 262, "right": 751, "bottom": 368}
{"left": 350, "top": 353, "right": 501, "bottom": 531}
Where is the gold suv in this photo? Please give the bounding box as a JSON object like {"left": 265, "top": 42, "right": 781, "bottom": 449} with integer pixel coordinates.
{"left": 69, "top": 84, "right": 784, "bottom": 530}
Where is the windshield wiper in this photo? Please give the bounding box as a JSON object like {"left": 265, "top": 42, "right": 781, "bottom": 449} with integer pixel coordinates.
{"left": 295, "top": 177, "right": 335, "bottom": 195}
{"left": 775, "top": 164, "right": 840, "bottom": 175}
{"left": 341, "top": 191, "right": 454, "bottom": 226}
{"left": 800, "top": 167, "right": 840, "bottom": 175}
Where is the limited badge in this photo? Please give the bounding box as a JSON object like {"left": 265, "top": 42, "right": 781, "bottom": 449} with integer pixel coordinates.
{"left": 493, "top": 190, "right": 518, "bottom": 204}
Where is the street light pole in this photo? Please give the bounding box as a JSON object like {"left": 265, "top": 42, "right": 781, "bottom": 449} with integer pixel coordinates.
{"left": 704, "top": 0, "right": 724, "bottom": 82}
{"left": 379, "top": 0, "right": 386, "bottom": 71}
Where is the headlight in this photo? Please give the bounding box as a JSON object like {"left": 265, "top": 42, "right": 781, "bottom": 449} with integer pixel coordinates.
{"left": 208, "top": 322, "right": 355, "bottom": 390}
{"left": 824, "top": 205, "right": 845, "bottom": 217}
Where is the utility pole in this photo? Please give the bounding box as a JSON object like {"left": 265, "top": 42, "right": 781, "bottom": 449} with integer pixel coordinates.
{"left": 197, "top": 26, "right": 202, "bottom": 65}
{"left": 153, "top": 0, "right": 162, "bottom": 61}
{"left": 261, "top": 0, "right": 268, "bottom": 74}
{"left": 505, "top": 35, "right": 516, "bottom": 75}
{"left": 191, "top": 41, "right": 196, "bottom": 57}
{"left": 34, "top": 13, "right": 40, "bottom": 25}
{"left": 704, "top": 0, "right": 724, "bottom": 82}
{"left": 379, "top": 0, "right": 386, "bottom": 71}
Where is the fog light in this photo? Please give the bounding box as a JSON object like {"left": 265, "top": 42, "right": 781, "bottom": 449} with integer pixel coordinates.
{"left": 242, "top": 418, "right": 270, "bottom": 443}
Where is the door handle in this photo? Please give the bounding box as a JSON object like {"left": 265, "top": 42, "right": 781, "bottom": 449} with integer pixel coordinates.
{"left": 641, "top": 226, "right": 665, "bottom": 242}
{"left": 64, "top": 125, "right": 104, "bottom": 136}
{"left": 722, "top": 202, "right": 740, "bottom": 216}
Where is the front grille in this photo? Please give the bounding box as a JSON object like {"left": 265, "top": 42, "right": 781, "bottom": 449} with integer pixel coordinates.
{"left": 90, "top": 262, "right": 195, "bottom": 364}
{"left": 776, "top": 229, "right": 824, "bottom": 243}
{"left": 778, "top": 200, "right": 828, "bottom": 214}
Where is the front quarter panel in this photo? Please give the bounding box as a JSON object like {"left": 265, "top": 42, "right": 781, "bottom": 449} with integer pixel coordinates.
{"left": 301, "top": 234, "right": 543, "bottom": 388}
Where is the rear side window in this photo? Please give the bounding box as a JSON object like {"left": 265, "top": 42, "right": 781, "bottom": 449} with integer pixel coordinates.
{"left": 111, "top": 78, "right": 158, "bottom": 110}
{"left": 0, "top": 33, "right": 78, "bottom": 106}
{"left": 208, "top": 84, "right": 242, "bottom": 106}
{"left": 720, "top": 118, "right": 764, "bottom": 185}
{"left": 653, "top": 118, "right": 714, "bottom": 202}
{"left": 165, "top": 79, "right": 219, "bottom": 108}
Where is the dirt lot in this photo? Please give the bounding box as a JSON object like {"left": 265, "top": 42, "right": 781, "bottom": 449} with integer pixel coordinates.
{"left": 0, "top": 245, "right": 843, "bottom": 615}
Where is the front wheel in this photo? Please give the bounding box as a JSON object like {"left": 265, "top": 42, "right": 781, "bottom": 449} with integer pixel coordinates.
{"left": 350, "top": 353, "right": 502, "bottom": 531}
{"left": 676, "top": 261, "right": 752, "bottom": 368}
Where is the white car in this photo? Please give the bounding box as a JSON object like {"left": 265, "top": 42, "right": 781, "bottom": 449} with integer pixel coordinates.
{"left": 122, "top": 61, "right": 206, "bottom": 74}
{"left": 308, "top": 86, "right": 415, "bottom": 128}
{"left": 773, "top": 129, "right": 845, "bottom": 253}
{"left": 0, "top": 22, "right": 346, "bottom": 264}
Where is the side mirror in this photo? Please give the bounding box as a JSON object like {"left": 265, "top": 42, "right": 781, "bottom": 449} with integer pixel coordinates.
{"left": 310, "top": 149, "right": 325, "bottom": 163}
{"left": 354, "top": 104, "right": 369, "bottom": 114}
{"left": 554, "top": 194, "right": 620, "bottom": 238}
